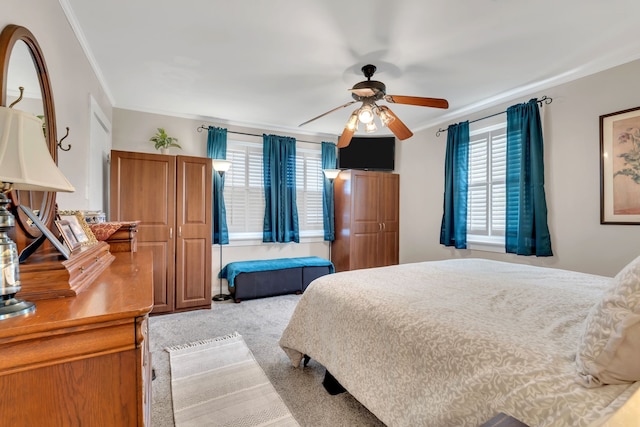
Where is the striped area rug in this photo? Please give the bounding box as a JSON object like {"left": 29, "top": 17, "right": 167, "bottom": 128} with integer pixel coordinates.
{"left": 166, "top": 332, "right": 299, "bottom": 427}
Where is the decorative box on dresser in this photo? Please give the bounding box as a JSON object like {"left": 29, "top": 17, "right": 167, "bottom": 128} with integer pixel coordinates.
{"left": 331, "top": 169, "right": 400, "bottom": 272}
{"left": 101, "top": 221, "right": 140, "bottom": 253}
{"left": 110, "top": 150, "right": 213, "bottom": 314}
{"left": 0, "top": 249, "right": 154, "bottom": 426}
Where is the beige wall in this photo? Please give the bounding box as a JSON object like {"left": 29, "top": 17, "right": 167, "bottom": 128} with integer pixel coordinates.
{"left": 398, "top": 59, "right": 640, "bottom": 277}
{"left": 3, "top": 0, "right": 113, "bottom": 210}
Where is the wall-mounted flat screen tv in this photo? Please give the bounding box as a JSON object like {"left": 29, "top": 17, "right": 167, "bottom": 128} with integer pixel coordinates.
{"left": 337, "top": 136, "right": 395, "bottom": 171}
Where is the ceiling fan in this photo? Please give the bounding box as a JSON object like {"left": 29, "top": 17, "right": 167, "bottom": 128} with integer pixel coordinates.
{"left": 299, "top": 64, "right": 449, "bottom": 148}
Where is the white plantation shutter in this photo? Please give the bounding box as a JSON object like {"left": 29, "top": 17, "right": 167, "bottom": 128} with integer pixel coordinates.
{"left": 467, "top": 126, "right": 506, "bottom": 244}
{"left": 224, "top": 140, "right": 323, "bottom": 239}
{"left": 225, "top": 143, "right": 265, "bottom": 235}
{"left": 296, "top": 150, "right": 323, "bottom": 233}
{"left": 468, "top": 135, "right": 488, "bottom": 233}
{"left": 490, "top": 133, "right": 506, "bottom": 235}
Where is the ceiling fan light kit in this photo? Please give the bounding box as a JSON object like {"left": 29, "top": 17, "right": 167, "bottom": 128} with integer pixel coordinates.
{"left": 346, "top": 111, "right": 359, "bottom": 131}
{"left": 357, "top": 104, "right": 375, "bottom": 124}
{"left": 300, "top": 64, "right": 449, "bottom": 147}
{"left": 365, "top": 121, "right": 377, "bottom": 133}
{"left": 376, "top": 105, "right": 395, "bottom": 127}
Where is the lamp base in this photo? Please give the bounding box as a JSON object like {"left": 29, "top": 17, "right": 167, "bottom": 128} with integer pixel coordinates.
{"left": 212, "top": 293, "right": 232, "bottom": 302}
{"left": 0, "top": 297, "right": 35, "bottom": 320}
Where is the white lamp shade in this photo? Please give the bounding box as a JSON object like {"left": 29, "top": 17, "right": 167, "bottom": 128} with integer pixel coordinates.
{"left": 357, "top": 105, "right": 374, "bottom": 124}
{"left": 377, "top": 106, "right": 396, "bottom": 127}
{"left": 365, "top": 121, "right": 378, "bottom": 133}
{"left": 212, "top": 159, "right": 232, "bottom": 173}
{"left": 323, "top": 169, "right": 341, "bottom": 180}
{"left": 346, "top": 111, "right": 359, "bottom": 131}
{"left": 0, "top": 107, "right": 74, "bottom": 192}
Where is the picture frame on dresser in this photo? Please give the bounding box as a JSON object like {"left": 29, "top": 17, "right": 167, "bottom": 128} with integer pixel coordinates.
{"left": 58, "top": 210, "right": 98, "bottom": 245}
{"left": 600, "top": 105, "right": 640, "bottom": 224}
{"left": 55, "top": 220, "right": 81, "bottom": 252}
{"left": 19, "top": 205, "right": 71, "bottom": 259}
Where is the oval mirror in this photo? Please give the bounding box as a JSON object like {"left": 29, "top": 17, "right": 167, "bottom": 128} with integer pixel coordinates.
{"left": 0, "top": 25, "right": 58, "bottom": 250}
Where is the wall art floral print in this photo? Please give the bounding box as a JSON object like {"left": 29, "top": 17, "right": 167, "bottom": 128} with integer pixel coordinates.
{"left": 600, "top": 105, "right": 640, "bottom": 224}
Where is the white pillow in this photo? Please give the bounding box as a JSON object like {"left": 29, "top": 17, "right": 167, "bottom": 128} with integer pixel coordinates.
{"left": 576, "top": 255, "right": 640, "bottom": 387}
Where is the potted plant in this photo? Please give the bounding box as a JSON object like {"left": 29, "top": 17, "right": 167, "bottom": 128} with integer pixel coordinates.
{"left": 150, "top": 128, "right": 181, "bottom": 154}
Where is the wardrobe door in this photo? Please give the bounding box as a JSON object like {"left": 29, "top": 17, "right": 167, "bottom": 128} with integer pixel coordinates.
{"left": 110, "top": 150, "right": 176, "bottom": 314}
{"left": 174, "top": 155, "right": 212, "bottom": 310}
{"left": 378, "top": 173, "right": 399, "bottom": 267}
{"left": 351, "top": 171, "right": 382, "bottom": 270}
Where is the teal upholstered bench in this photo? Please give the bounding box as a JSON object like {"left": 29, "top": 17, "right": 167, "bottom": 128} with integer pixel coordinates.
{"left": 219, "top": 256, "right": 334, "bottom": 303}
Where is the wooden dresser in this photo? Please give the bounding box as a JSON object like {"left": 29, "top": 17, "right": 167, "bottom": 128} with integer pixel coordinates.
{"left": 0, "top": 250, "right": 154, "bottom": 426}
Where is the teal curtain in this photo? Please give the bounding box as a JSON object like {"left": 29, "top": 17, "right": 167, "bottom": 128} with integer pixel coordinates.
{"left": 321, "top": 142, "right": 337, "bottom": 241}
{"left": 440, "top": 121, "right": 469, "bottom": 248}
{"left": 207, "top": 126, "right": 229, "bottom": 245}
{"left": 262, "top": 134, "right": 299, "bottom": 243}
{"left": 505, "top": 99, "right": 552, "bottom": 256}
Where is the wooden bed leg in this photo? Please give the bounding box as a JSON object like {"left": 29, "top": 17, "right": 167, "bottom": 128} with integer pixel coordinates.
{"left": 234, "top": 298, "right": 241, "bottom": 303}
{"left": 303, "top": 354, "right": 311, "bottom": 367}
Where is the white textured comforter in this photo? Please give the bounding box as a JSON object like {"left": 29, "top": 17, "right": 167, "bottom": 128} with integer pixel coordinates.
{"left": 279, "top": 259, "right": 639, "bottom": 427}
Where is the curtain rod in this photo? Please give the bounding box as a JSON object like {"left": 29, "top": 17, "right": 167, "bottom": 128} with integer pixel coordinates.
{"left": 435, "top": 95, "right": 553, "bottom": 137}
{"left": 196, "top": 125, "right": 324, "bottom": 145}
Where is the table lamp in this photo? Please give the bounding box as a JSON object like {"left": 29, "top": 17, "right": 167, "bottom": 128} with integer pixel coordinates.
{"left": 0, "top": 106, "right": 75, "bottom": 320}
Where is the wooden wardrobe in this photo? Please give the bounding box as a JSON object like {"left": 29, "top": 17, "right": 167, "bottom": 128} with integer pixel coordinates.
{"left": 331, "top": 169, "right": 399, "bottom": 272}
{"left": 110, "top": 150, "right": 212, "bottom": 314}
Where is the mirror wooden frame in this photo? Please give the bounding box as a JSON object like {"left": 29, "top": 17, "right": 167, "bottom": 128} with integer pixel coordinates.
{"left": 0, "top": 24, "right": 58, "bottom": 252}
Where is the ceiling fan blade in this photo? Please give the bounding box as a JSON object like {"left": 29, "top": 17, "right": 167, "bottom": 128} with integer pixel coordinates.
{"left": 337, "top": 127, "right": 355, "bottom": 148}
{"left": 299, "top": 100, "right": 357, "bottom": 127}
{"left": 385, "top": 95, "right": 449, "bottom": 109}
{"left": 383, "top": 107, "right": 413, "bottom": 140}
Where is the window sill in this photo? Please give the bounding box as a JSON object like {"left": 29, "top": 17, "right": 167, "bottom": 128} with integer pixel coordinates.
{"left": 225, "top": 232, "right": 326, "bottom": 247}
{"left": 467, "top": 237, "right": 505, "bottom": 254}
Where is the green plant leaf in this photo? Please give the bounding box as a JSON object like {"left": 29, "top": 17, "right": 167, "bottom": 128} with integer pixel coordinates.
{"left": 150, "top": 128, "right": 181, "bottom": 150}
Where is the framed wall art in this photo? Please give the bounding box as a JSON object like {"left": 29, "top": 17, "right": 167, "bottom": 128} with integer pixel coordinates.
{"left": 600, "top": 105, "right": 640, "bottom": 224}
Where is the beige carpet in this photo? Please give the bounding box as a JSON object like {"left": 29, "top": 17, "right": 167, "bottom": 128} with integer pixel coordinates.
{"left": 166, "top": 331, "right": 300, "bottom": 426}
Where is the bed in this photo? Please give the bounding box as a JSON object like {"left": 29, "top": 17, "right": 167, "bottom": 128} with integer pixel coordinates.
{"left": 279, "top": 258, "right": 640, "bottom": 426}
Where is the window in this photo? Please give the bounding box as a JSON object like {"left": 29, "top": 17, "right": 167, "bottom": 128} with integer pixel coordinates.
{"left": 224, "top": 140, "right": 323, "bottom": 240}
{"left": 467, "top": 124, "right": 506, "bottom": 248}
{"left": 224, "top": 141, "right": 264, "bottom": 238}
{"left": 295, "top": 149, "right": 323, "bottom": 235}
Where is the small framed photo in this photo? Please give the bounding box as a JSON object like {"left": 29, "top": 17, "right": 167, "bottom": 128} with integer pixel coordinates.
{"left": 58, "top": 210, "right": 98, "bottom": 246}
{"left": 55, "top": 220, "right": 81, "bottom": 252}
{"left": 600, "top": 105, "right": 640, "bottom": 224}
{"left": 19, "top": 205, "right": 71, "bottom": 259}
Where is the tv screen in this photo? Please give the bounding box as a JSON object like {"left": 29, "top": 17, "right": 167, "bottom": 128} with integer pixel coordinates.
{"left": 338, "top": 136, "right": 395, "bottom": 171}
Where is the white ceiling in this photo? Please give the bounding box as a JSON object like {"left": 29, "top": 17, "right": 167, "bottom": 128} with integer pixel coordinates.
{"left": 63, "top": 0, "right": 640, "bottom": 139}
